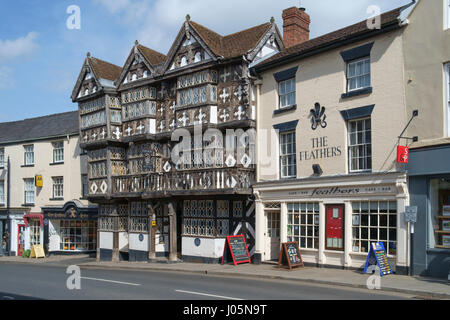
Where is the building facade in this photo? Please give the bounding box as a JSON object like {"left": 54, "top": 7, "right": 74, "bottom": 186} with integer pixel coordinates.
{"left": 403, "top": 0, "right": 450, "bottom": 279}
{"left": 0, "top": 112, "right": 97, "bottom": 256}
{"left": 251, "top": 6, "right": 413, "bottom": 274}
{"left": 72, "top": 15, "right": 284, "bottom": 262}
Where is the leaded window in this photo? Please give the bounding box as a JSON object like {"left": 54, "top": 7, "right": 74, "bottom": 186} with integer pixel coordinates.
{"left": 183, "top": 200, "right": 214, "bottom": 237}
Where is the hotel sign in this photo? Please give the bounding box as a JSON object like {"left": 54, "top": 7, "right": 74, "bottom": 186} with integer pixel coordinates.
{"left": 299, "top": 136, "right": 342, "bottom": 161}
{"left": 264, "top": 185, "right": 396, "bottom": 199}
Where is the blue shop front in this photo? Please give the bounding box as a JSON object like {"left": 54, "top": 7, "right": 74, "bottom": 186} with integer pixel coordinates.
{"left": 407, "top": 143, "right": 450, "bottom": 279}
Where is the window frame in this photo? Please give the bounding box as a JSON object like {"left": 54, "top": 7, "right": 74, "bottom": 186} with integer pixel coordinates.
{"left": 279, "top": 130, "right": 297, "bottom": 179}
{"left": 24, "top": 144, "right": 34, "bottom": 166}
{"left": 52, "top": 141, "right": 64, "bottom": 164}
{"left": 0, "top": 180, "right": 4, "bottom": 205}
{"left": 348, "top": 117, "right": 372, "bottom": 173}
{"left": 52, "top": 176, "right": 64, "bottom": 199}
{"left": 446, "top": 63, "right": 450, "bottom": 137}
{"left": 346, "top": 56, "right": 371, "bottom": 93}
{"left": 24, "top": 178, "right": 35, "bottom": 204}
{"left": 447, "top": 0, "right": 450, "bottom": 30}
{"left": 278, "top": 77, "right": 296, "bottom": 109}
{"left": 287, "top": 203, "right": 320, "bottom": 250}
{"left": 0, "top": 148, "right": 4, "bottom": 168}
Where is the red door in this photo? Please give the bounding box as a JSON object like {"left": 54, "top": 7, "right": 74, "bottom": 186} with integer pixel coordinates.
{"left": 17, "top": 224, "right": 25, "bottom": 256}
{"left": 326, "top": 205, "right": 345, "bottom": 251}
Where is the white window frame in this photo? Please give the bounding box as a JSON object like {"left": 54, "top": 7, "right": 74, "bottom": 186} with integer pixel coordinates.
{"left": 446, "top": 63, "right": 450, "bottom": 137}
{"left": 0, "top": 148, "right": 4, "bottom": 168}
{"left": 346, "top": 57, "right": 371, "bottom": 92}
{"left": 24, "top": 145, "right": 34, "bottom": 166}
{"left": 52, "top": 177, "right": 64, "bottom": 199}
{"left": 278, "top": 77, "right": 296, "bottom": 109}
{"left": 0, "top": 180, "right": 4, "bottom": 205}
{"left": 287, "top": 203, "right": 320, "bottom": 250}
{"left": 280, "top": 131, "right": 297, "bottom": 179}
{"left": 348, "top": 117, "right": 372, "bottom": 173}
{"left": 24, "top": 178, "right": 35, "bottom": 204}
{"left": 447, "top": 0, "right": 450, "bottom": 29}
{"left": 53, "top": 141, "right": 64, "bottom": 163}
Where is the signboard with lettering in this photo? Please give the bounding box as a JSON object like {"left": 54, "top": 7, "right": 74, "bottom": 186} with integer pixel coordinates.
{"left": 278, "top": 242, "right": 304, "bottom": 270}
{"left": 35, "top": 175, "right": 43, "bottom": 187}
{"left": 363, "top": 242, "right": 393, "bottom": 277}
{"left": 397, "top": 146, "right": 409, "bottom": 163}
{"left": 221, "top": 235, "right": 251, "bottom": 266}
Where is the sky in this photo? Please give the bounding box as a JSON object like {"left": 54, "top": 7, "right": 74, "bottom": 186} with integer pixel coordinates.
{"left": 0, "top": 0, "right": 412, "bottom": 122}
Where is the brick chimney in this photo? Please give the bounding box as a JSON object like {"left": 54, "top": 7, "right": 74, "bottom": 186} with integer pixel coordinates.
{"left": 282, "top": 7, "right": 310, "bottom": 48}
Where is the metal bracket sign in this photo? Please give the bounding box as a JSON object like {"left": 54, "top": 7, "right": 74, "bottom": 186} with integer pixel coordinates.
{"left": 405, "top": 206, "right": 418, "bottom": 223}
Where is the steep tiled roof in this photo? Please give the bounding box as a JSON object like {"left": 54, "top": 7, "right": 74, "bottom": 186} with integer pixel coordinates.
{"left": 0, "top": 111, "right": 79, "bottom": 144}
{"left": 137, "top": 45, "right": 167, "bottom": 66}
{"left": 255, "top": 6, "right": 408, "bottom": 70}
{"left": 189, "top": 21, "right": 274, "bottom": 59}
{"left": 88, "top": 57, "right": 122, "bottom": 81}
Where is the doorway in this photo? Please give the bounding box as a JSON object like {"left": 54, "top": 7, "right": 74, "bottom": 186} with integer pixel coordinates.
{"left": 17, "top": 224, "right": 25, "bottom": 256}
{"left": 265, "top": 211, "right": 280, "bottom": 261}
{"left": 325, "top": 204, "right": 345, "bottom": 251}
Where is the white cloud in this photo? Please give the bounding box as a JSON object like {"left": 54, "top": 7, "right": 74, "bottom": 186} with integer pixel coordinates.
{"left": 93, "top": 0, "right": 411, "bottom": 54}
{"left": 0, "top": 32, "right": 39, "bottom": 63}
{"left": 0, "top": 66, "right": 15, "bottom": 90}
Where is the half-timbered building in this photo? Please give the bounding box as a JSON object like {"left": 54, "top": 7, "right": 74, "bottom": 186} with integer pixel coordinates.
{"left": 71, "top": 15, "right": 283, "bottom": 262}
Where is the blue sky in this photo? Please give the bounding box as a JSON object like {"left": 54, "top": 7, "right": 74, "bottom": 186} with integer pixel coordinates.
{"left": 0, "top": 0, "right": 411, "bottom": 122}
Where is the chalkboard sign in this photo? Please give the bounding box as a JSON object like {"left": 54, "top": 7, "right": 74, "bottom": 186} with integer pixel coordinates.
{"left": 363, "top": 242, "right": 393, "bottom": 277}
{"left": 278, "top": 242, "right": 304, "bottom": 270}
{"left": 221, "top": 235, "right": 251, "bottom": 266}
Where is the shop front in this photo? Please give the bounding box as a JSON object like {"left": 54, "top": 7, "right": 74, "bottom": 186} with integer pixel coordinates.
{"left": 1, "top": 209, "right": 26, "bottom": 256}
{"left": 408, "top": 144, "right": 450, "bottom": 279}
{"left": 42, "top": 201, "right": 98, "bottom": 255}
{"left": 253, "top": 172, "right": 410, "bottom": 274}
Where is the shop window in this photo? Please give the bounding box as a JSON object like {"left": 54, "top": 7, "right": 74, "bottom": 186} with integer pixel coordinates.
{"left": 429, "top": 179, "right": 450, "bottom": 249}
{"left": 29, "top": 220, "right": 41, "bottom": 247}
{"left": 280, "top": 131, "right": 297, "bottom": 179}
{"left": 348, "top": 118, "right": 372, "bottom": 172}
{"left": 346, "top": 57, "right": 371, "bottom": 92}
{"left": 60, "top": 220, "right": 97, "bottom": 251}
{"left": 24, "top": 145, "right": 34, "bottom": 166}
{"left": 287, "top": 203, "right": 319, "bottom": 249}
{"left": 351, "top": 201, "right": 397, "bottom": 255}
{"left": 0, "top": 180, "right": 4, "bottom": 205}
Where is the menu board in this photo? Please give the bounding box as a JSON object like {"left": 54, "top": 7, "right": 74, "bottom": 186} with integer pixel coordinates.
{"left": 221, "top": 235, "right": 251, "bottom": 266}
{"left": 363, "top": 242, "right": 393, "bottom": 277}
{"left": 278, "top": 242, "right": 304, "bottom": 270}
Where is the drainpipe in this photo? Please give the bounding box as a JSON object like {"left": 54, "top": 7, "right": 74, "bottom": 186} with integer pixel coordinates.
{"left": 6, "top": 156, "right": 10, "bottom": 256}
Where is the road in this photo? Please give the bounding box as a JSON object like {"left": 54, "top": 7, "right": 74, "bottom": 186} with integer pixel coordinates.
{"left": 0, "top": 262, "right": 417, "bottom": 301}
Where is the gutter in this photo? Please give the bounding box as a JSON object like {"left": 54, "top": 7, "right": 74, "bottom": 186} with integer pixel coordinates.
{"left": 252, "top": 20, "right": 402, "bottom": 74}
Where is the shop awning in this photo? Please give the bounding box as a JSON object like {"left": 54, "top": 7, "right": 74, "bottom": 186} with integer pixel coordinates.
{"left": 23, "top": 213, "right": 44, "bottom": 228}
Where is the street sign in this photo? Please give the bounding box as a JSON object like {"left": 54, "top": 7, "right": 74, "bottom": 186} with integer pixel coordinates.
{"left": 405, "top": 206, "right": 418, "bottom": 223}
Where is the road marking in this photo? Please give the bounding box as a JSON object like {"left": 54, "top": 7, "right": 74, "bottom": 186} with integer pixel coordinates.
{"left": 81, "top": 277, "right": 141, "bottom": 286}
{"left": 175, "top": 290, "right": 243, "bottom": 300}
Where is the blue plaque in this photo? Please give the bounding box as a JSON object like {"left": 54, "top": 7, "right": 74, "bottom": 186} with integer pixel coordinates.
{"left": 139, "top": 234, "right": 144, "bottom": 242}
{"left": 194, "top": 238, "right": 201, "bottom": 247}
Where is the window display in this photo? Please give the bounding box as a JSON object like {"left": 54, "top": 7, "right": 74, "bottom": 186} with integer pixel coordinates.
{"left": 59, "top": 220, "right": 97, "bottom": 251}
{"left": 430, "top": 179, "right": 450, "bottom": 249}
{"left": 287, "top": 203, "right": 319, "bottom": 249}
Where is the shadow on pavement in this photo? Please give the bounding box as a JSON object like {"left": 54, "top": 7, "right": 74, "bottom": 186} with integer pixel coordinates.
{"left": 0, "top": 292, "right": 43, "bottom": 300}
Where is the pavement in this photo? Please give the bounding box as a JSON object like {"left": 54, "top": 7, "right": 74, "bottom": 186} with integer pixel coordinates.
{"left": 1, "top": 255, "right": 449, "bottom": 299}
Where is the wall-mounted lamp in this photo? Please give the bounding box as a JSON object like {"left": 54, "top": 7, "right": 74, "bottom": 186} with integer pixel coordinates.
{"left": 312, "top": 164, "right": 323, "bottom": 176}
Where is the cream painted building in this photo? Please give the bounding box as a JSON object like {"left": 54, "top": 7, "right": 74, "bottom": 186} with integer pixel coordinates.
{"left": 0, "top": 111, "right": 97, "bottom": 256}
{"left": 251, "top": 5, "right": 414, "bottom": 274}
{"left": 403, "top": 0, "right": 450, "bottom": 279}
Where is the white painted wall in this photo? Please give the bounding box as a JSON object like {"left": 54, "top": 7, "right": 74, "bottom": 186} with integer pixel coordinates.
{"left": 182, "top": 237, "right": 226, "bottom": 259}
{"left": 99, "top": 231, "right": 113, "bottom": 249}
{"left": 129, "top": 233, "right": 148, "bottom": 252}
{"left": 48, "top": 220, "right": 61, "bottom": 252}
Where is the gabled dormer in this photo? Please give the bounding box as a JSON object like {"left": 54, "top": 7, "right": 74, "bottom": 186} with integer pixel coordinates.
{"left": 71, "top": 53, "right": 122, "bottom": 102}
{"left": 162, "top": 15, "right": 219, "bottom": 74}
{"left": 117, "top": 41, "right": 167, "bottom": 89}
